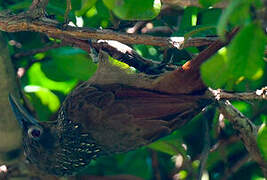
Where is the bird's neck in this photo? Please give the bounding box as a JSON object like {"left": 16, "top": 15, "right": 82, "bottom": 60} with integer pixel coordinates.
{"left": 47, "top": 109, "right": 104, "bottom": 175}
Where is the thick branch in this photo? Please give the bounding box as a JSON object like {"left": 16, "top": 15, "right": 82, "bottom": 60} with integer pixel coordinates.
{"left": 29, "top": 0, "right": 49, "bottom": 10}
{"left": 218, "top": 100, "right": 267, "bottom": 177}
{"left": 209, "top": 87, "right": 267, "bottom": 101}
{"left": 0, "top": 13, "right": 216, "bottom": 49}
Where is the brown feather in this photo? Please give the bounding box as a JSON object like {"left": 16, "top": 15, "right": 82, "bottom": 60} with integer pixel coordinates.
{"left": 63, "top": 82, "right": 210, "bottom": 154}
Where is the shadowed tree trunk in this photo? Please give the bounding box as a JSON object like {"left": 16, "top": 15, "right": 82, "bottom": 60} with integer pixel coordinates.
{"left": 0, "top": 32, "right": 22, "bottom": 164}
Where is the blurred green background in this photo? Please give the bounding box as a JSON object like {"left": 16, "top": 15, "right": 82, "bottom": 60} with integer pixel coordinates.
{"left": 0, "top": 0, "right": 266, "bottom": 179}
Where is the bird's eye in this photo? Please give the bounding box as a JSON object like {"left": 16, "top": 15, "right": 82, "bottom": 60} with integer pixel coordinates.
{"left": 28, "top": 126, "right": 43, "bottom": 139}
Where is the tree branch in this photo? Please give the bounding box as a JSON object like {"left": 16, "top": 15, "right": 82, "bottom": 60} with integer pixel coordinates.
{"left": 197, "top": 118, "right": 210, "bottom": 180}
{"left": 209, "top": 87, "right": 267, "bottom": 101}
{"left": 13, "top": 42, "right": 65, "bottom": 58}
{"left": 29, "top": 0, "right": 49, "bottom": 11}
{"left": 0, "top": 13, "right": 216, "bottom": 49}
{"left": 221, "top": 154, "right": 250, "bottom": 180}
{"left": 218, "top": 100, "right": 267, "bottom": 177}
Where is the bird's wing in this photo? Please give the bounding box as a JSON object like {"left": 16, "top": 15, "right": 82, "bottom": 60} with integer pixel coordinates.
{"left": 65, "top": 83, "right": 208, "bottom": 126}
{"left": 63, "top": 83, "right": 210, "bottom": 153}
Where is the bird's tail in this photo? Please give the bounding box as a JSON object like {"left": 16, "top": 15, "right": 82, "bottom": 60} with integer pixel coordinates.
{"left": 151, "top": 28, "right": 239, "bottom": 94}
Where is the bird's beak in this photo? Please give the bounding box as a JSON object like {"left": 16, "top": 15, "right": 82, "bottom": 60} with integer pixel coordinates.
{"left": 8, "top": 94, "right": 39, "bottom": 129}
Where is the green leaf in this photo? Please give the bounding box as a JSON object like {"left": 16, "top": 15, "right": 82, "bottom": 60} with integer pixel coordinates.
{"left": 200, "top": 47, "right": 230, "bottom": 89}
{"left": 148, "top": 140, "right": 186, "bottom": 156}
{"left": 133, "top": 44, "right": 161, "bottom": 61}
{"left": 47, "top": 0, "right": 81, "bottom": 23}
{"left": 199, "top": 8, "right": 222, "bottom": 26}
{"left": 199, "top": 0, "right": 222, "bottom": 8}
{"left": 201, "top": 23, "right": 266, "bottom": 89}
{"left": 76, "top": 0, "right": 97, "bottom": 16}
{"left": 23, "top": 62, "right": 77, "bottom": 94}
{"left": 41, "top": 59, "right": 74, "bottom": 81}
{"left": 257, "top": 119, "right": 267, "bottom": 161}
{"left": 232, "top": 101, "right": 252, "bottom": 117}
{"left": 102, "top": 0, "right": 161, "bottom": 20}
{"left": 83, "top": 0, "right": 111, "bottom": 28}
{"left": 7, "top": 0, "right": 31, "bottom": 10}
{"left": 227, "top": 23, "right": 266, "bottom": 81}
{"left": 184, "top": 25, "right": 216, "bottom": 41}
{"left": 48, "top": 48, "right": 97, "bottom": 81}
{"left": 108, "top": 56, "right": 132, "bottom": 71}
{"left": 175, "top": 7, "right": 199, "bottom": 36}
{"left": 25, "top": 86, "right": 60, "bottom": 121}
{"left": 217, "top": 0, "right": 250, "bottom": 37}
{"left": 116, "top": 149, "right": 152, "bottom": 179}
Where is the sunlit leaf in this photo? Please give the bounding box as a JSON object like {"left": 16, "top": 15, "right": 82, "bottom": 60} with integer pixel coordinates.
{"left": 83, "top": 0, "right": 111, "bottom": 28}
{"left": 47, "top": 48, "right": 97, "bottom": 81}
{"left": 200, "top": 47, "right": 230, "bottom": 89}
{"left": 201, "top": 23, "right": 266, "bottom": 89}
{"left": 108, "top": 56, "right": 132, "bottom": 71}
{"left": 133, "top": 44, "right": 161, "bottom": 61}
{"left": 25, "top": 85, "right": 60, "bottom": 121}
{"left": 177, "top": 170, "right": 188, "bottom": 179}
{"left": 102, "top": 0, "right": 161, "bottom": 20}
{"left": 232, "top": 101, "right": 252, "bottom": 117}
{"left": 76, "top": 0, "right": 97, "bottom": 16}
{"left": 217, "top": 0, "right": 250, "bottom": 37}
{"left": 257, "top": 119, "right": 267, "bottom": 161}
{"left": 23, "top": 62, "right": 77, "bottom": 94}
{"left": 227, "top": 23, "right": 266, "bottom": 81}
{"left": 148, "top": 139, "right": 186, "bottom": 156}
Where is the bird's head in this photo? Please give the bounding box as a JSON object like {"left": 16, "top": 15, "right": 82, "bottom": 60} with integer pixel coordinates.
{"left": 8, "top": 95, "right": 60, "bottom": 174}
{"left": 8, "top": 95, "right": 96, "bottom": 176}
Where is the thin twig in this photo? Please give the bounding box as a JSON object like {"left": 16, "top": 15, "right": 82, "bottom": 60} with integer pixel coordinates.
{"left": 198, "top": 118, "right": 210, "bottom": 180}
{"left": 210, "top": 136, "right": 240, "bottom": 152}
{"left": 13, "top": 42, "right": 65, "bottom": 58}
{"left": 29, "top": 0, "right": 49, "bottom": 11}
{"left": 218, "top": 100, "right": 267, "bottom": 177}
{"left": 221, "top": 154, "right": 250, "bottom": 180}
{"left": 64, "top": 0, "right": 72, "bottom": 23}
{"left": 142, "top": 26, "right": 173, "bottom": 35}
{"left": 126, "top": 21, "right": 146, "bottom": 34}
{"left": 27, "top": 0, "right": 49, "bottom": 19}
{"left": 209, "top": 87, "right": 267, "bottom": 101}
{"left": 197, "top": 107, "right": 215, "bottom": 180}
{"left": 151, "top": 150, "right": 161, "bottom": 180}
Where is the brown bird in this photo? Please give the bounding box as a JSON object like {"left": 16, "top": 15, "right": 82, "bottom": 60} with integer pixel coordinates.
{"left": 9, "top": 34, "right": 235, "bottom": 176}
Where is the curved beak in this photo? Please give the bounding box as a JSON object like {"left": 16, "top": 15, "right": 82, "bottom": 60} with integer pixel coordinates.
{"left": 8, "top": 94, "right": 39, "bottom": 129}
